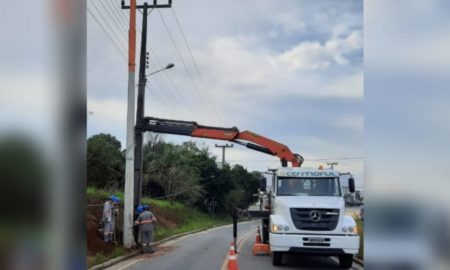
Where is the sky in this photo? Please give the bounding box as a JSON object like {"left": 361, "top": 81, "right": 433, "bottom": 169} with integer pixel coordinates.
{"left": 87, "top": 0, "right": 364, "bottom": 187}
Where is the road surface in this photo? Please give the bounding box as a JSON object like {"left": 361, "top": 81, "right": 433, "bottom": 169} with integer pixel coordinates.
{"left": 107, "top": 221, "right": 363, "bottom": 270}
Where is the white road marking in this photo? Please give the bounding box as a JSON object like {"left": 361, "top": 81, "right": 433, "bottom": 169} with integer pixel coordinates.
{"left": 115, "top": 258, "right": 145, "bottom": 270}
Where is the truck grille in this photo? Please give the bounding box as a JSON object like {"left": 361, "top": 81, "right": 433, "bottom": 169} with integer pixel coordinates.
{"left": 290, "top": 208, "right": 339, "bottom": 231}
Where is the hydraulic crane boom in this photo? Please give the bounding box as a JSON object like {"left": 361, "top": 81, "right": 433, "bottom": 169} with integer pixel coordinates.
{"left": 141, "top": 117, "right": 304, "bottom": 167}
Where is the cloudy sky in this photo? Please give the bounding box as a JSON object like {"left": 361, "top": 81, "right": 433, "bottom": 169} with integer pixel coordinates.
{"left": 87, "top": 0, "right": 363, "bottom": 186}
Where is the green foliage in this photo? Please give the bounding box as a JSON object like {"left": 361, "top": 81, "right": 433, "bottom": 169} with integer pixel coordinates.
{"left": 153, "top": 205, "right": 230, "bottom": 241}
{"left": 87, "top": 132, "right": 262, "bottom": 215}
{"left": 87, "top": 187, "right": 231, "bottom": 243}
{"left": 87, "top": 247, "right": 125, "bottom": 268}
{"left": 145, "top": 142, "right": 202, "bottom": 204}
{"left": 86, "top": 186, "right": 124, "bottom": 201}
{"left": 87, "top": 134, "right": 124, "bottom": 189}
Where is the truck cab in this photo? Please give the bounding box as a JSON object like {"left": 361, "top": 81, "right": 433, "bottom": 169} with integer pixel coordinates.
{"left": 265, "top": 167, "right": 359, "bottom": 268}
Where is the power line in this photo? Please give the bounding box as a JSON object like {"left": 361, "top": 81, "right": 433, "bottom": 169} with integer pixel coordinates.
{"left": 225, "top": 157, "right": 364, "bottom": 163}
{"left": 157, "top": 9, "right": 217, "bottom": 124}
{"left": 98, "top": 0, "right": 128, "bottom": 38}
{"left": 134, "top": 15, "right": 194, "bottom": 118}
{"left": 151, "top": 176, "right": 216, "bottom": 200}
{"left": 103, "top": 0, "right": 129, "bottom": 30}
{"left": 89, "top": 1, "right": 128, "bottom": 53}
{"left": 144, "top": 50, "right": 192, "bottom": 117}
{"left": 145, "top": 85, "right": 174, "bottom": 118}
{"left": 146, "top": 46, "right": 194, "bottom": 116}
{"left": 306, "top": 157, "right": 364, "bottom": 161}
{"left": 170, "top": 7, "right": 224, "bottom": 125}
{"left": 102, "top": 6, "right": 179, "bottom": 120}
{"left": 87, "top": 6, "right": 127, "bottom": 58}
{"left": 145, "top": 81, "right": 176, "bottom": 118}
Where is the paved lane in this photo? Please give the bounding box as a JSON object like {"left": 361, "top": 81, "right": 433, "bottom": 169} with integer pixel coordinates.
{"left": 236, "top": 229, "right": 363, "bottom": 270}
{"left": 107, "top": 221, "right": 256, "bottom": 270}
{"left": 108, "top": 220, "right": 363, "bottom": 270}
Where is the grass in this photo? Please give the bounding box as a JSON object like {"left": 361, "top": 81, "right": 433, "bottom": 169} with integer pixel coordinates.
{"left": 87, "top": 187, "right": 231, "bottom": 267}
{"left": 140, "top": 195, "right": 230, "bottom": 240}
{"left": 86, "top": 186, "right": 124, "bottom": 201}
{"left": 87, "top": 247, "right": 126, "bottom": 268}
{"left": 154, "top": 212, "right": 230, "bottom": 241}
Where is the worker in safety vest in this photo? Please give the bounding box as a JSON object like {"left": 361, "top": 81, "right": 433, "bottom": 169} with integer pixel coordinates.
{"left": 135, "top": 204, "right": 157, "bottom": 253}
{"left": 103, "top": 195, "right": 120, "bottom": 242}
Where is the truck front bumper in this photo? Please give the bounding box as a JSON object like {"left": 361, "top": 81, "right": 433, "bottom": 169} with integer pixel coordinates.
{"left": 269, "top": 233, "right": 359, "bottom": 255}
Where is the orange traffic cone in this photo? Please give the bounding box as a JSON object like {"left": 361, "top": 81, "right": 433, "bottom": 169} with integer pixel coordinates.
{"left": 253, "top": 227, "right": 271, "bottom": 256}
{"left": 255, "top": 226, "right": 262, "bottom": 243}
{"left": 228, "top": 242, "right": 239, "bottom": 270}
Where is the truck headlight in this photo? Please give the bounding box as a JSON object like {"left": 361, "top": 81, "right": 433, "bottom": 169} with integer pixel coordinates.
{"left": 271, "top": 224, "right": 283, "bottom": 233}
{"left": 283, "top": 226, "right": 289, "bottom": 231}
{"left": 342, "top": 226, "right": 357, "bottom": 234}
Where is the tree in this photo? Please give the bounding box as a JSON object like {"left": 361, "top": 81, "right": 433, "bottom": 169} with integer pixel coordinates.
{"left": 145, "top": 143, "right": 202, "bottom": 204}
{"left": 87, "top": 133, "right": 124, "bottom": 189}
{"left": 230, "top": 165, "right": 260, "bottom": 209}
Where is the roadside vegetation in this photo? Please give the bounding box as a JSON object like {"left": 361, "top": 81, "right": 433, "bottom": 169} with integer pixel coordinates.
{"left": 86, "top": 133, "right": 259, "bottom": 267}
{"left": 87, "top": 133, "right": 261, "bottom": 214}
{"left": 87, "top": 187, "right": 231, "bottom": 267}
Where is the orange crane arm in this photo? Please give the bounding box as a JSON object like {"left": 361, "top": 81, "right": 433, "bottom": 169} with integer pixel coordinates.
{"left": 143, "top": 117, "right": 303, "bottom": 167}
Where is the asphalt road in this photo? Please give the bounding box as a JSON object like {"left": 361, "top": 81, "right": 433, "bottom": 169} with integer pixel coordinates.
{"left": 107, "top": 220, "right": 363, "bottom": 270}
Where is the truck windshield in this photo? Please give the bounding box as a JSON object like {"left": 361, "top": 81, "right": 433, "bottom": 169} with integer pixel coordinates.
{"left": 277, "top": 177, "right": 341, "bottom": 196}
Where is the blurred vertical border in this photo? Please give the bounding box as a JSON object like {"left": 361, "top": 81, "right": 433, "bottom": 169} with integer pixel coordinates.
{"left": 365, "top": 0, "right": 450, "bottom": 269}
{"left": 0, "top": 0, "right": 86, "bottom": 269}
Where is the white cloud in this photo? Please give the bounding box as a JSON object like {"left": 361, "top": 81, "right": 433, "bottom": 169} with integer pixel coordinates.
{"left": 332, "top": 115, "right": 363, "bottom": 133}
{"left": 87, "top": 0, "right": 363, "bottom": 177}
{"left": 87, "top": 97, "right": 126, "bottom": 125}
{"left": 276, "top": 30, "right": 362, "bottom": 70}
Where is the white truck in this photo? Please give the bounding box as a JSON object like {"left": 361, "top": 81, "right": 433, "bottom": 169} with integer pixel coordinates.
{"left": 138, "top": 117, "right": 360, "bottom": 267}
{"left": 258, "top": 167, "right": 359, "bottom": 268}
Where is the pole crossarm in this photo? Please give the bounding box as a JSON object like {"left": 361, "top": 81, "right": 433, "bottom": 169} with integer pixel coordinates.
{"left": 121, "top": 0, "right": 172, "bottom": 9}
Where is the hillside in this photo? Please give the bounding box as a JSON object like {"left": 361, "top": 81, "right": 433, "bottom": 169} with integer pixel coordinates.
{"left": 86, "top": 187, "right": 231, "bottom": 267}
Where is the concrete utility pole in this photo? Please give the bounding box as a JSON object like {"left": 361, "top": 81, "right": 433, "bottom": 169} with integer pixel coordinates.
{"left": 215, "top": 143, "right": 233, "bottom": 168}
{"left": 123, "top": 0, "right": 137, "bottom": 248}
{"left": 327, "top": 161, "right": 338, "bottom": 169}
{"left": 122, "top": 0, "right": 173, "bottom": 248}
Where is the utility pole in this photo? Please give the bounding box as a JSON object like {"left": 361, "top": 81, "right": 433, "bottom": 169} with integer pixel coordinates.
{"left": 121, "top": 0, "right": 172, "bottom": 247}
{"left": 215, "top": 143, "right": 233, "bottom": 168}
{"left": 122, "top": 0, "right": 137, "bottom": 249}
{"left": 327, "top": 161, "right": 338, "bottom": 169}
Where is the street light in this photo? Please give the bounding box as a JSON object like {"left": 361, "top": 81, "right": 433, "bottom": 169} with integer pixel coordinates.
{"left": 145, "top": 63, "right": 175, "bottom": 77}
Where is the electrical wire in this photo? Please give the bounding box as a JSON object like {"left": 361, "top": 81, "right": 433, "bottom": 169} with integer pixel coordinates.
{"left": 157, "top": 9, "right": 217, "bottom": 124}
{"left": 133, "top": 12, "right": 194, "bottom": 118}
{"left": 103, "top": 0, "right": 129, "bottom": 31}
{"left": 98, "top": 0, "right": 128, "bottom": 39}
{"left": 87, "top": 6, "right": 127, "bottom": 58}
{"left": 146, "top": 46, "right": 194, "bottom": 115}
{"left": 89, "top": 1, "right": 128, "bottom": 54}
{"left": 226, "top": 157, "right": 364, "bottom": 163}
{"left": 170, "top": 7, "right": 224, "bottom": 125}
{"left": 151, "top": 176, "right": 216, "bottom": 200}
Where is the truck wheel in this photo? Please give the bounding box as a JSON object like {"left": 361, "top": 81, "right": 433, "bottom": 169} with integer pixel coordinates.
{"left": 338, "top": 254, "right": 353, "bottom": 269}
{"left": 272, "top": 252, "right": 282, "bottom": 266}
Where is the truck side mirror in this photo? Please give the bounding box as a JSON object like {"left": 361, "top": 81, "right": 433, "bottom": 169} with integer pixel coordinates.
{"left": 259, "top": 178, "right": 267, "bottom": 192}
{"left": 349, "top": 178, "right": 355, "bottom": 193}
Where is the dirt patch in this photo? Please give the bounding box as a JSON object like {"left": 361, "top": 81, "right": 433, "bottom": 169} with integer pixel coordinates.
{"left": 87, "top": 197, "right": 127, "bottom": 256}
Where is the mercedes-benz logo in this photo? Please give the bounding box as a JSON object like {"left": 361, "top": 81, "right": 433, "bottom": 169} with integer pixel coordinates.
{"left": 309, "top": 210, "right": 321, "bottom": 222}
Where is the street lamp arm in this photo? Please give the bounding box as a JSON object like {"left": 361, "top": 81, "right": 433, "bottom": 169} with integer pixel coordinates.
{"left": 145, "top": 63, "right": 175, "bottom": 77}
